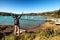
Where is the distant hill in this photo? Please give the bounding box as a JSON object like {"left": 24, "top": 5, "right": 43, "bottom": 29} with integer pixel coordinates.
{"left": 0, "top": 12, "right": 13, "bottom": 16}
{"left": 0, "top": 9, "right": 60, "bottom": 18}
{"left": 39, "top": 9, "right": 60, "bottom": 18}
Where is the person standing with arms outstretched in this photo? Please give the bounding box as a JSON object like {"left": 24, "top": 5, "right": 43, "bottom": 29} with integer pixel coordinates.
{"left": 14, "top": 14, "right": 22, "bottom": 36}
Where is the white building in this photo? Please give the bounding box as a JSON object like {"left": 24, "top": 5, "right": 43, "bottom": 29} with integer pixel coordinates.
{"left": 55, "top": 18, "right": 60, "bottom": 24}
{"left": 47, "top": 18, "right": 60, "bottom": 24}
{"left": 20, "top": 29, "right": 26, "bottom": 33}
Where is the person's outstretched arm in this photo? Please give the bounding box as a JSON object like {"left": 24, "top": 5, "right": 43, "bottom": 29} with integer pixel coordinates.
{"left": 18, "top": 14, "right": 23, "bottom": 19}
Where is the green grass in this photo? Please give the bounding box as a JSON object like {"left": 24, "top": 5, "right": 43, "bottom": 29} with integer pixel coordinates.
{"left": 1, "top": 28, "right": 60, "bottom": 40}
{"left": 20, "top": 29, "right": 60, "bottom": 40}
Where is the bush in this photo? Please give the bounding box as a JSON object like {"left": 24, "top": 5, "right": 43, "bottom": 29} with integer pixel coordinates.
{"left": 2, "top": 36, "right": 15, "bottom": 40}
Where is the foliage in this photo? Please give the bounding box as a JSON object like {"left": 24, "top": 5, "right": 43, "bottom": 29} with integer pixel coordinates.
{"left": 20, "top": 28, "right": 60, "bottom": 40}
{"left": 1, "top": 28, "right": 60, "bottom": 40}
{"left": 0, "top": 9, "right": 60, "bottom": 18}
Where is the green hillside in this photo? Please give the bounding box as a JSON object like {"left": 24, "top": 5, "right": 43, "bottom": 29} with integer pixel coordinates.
{"left": 0, "top": 9, "right": 60, "bottom": 18}
{"left": 39, "top": 9, "right": 60, "bottom": 18}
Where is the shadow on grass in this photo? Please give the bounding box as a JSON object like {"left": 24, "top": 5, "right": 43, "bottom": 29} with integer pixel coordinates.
{"left": 14, "top": 36, "right": 20, "bottom": 40}
{"left": 0, "top": 33, "right": 4, "bottom": 40}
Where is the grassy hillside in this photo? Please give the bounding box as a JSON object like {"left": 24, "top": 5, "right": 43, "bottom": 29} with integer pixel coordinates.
{"left": 0, "top": 21, "right": 60, "bottom": 40}
{"left": 20, "top": 21, "right": 60, "bottom": 40}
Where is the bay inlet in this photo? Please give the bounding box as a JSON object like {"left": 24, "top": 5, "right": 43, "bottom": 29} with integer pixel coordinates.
{"left": 0, "top": 16, "right": 47, "bottom": 29}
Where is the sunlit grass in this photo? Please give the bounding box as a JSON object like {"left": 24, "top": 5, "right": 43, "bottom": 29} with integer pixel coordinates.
{"left": 20, "top": 29, "right": 60, "bottom": 40}
{"left": 2, "top": 35, "right": 15, "bottom": 40}
{"left": 1, "top": 28, "right": 60, "bottom": 40}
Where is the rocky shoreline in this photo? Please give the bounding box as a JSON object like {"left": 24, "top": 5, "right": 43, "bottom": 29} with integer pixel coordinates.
{"left": 0, "top": 21, "right": 60, "bottom": 34}
{"left": 0, "top": 25, "right": 14, "bottom": 34}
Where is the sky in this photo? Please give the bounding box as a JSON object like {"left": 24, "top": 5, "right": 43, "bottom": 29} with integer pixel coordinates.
{"left": 0, "top": 0, "right": 60, "bottom": 14}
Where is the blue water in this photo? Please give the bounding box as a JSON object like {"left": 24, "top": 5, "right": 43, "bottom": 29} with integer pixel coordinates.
{"left": 0, "top": 16, "right": 47, "bottom": 28}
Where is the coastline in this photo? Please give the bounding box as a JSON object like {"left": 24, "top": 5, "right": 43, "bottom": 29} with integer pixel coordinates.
{"left": 0, "top": 20, "right": 60, "bottom": 34}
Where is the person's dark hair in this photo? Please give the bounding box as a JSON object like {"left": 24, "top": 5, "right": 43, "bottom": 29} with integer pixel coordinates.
{"left": 15, "top": 15, "right": 18, "bottom": 17}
